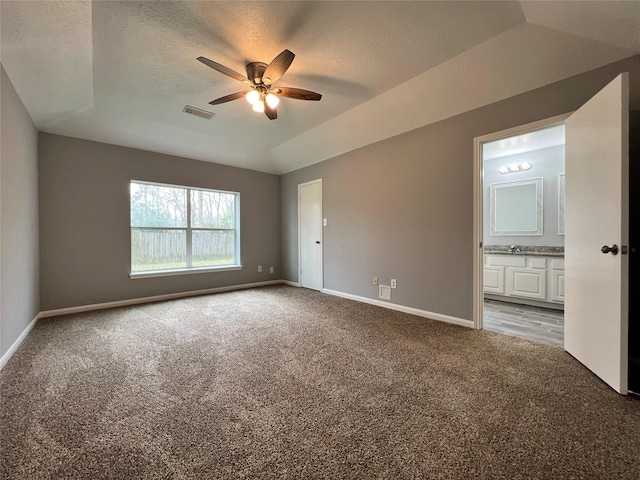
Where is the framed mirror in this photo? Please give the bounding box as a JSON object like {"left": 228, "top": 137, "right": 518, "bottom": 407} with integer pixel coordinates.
{"left": 490, "top": 178, "right": 543, "bottom": 235}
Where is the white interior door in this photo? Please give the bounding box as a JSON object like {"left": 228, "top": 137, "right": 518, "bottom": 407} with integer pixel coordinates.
{"left": 565, "top": 73, "right": 629, "bottom": 394}
{"left": 299, "top": 179, "right": 323, "bottom": 291}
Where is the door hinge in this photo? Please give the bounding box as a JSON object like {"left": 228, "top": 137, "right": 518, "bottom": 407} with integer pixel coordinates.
{"left": 621, "top": 245, "right": 628, "bottom": 255}
{"left": 479, "top": 241, "right": 483, "bottom": 248}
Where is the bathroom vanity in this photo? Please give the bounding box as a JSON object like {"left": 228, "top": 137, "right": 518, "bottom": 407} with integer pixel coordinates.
{"left": 483, "top": 245, "right": 564, "bottom": 310}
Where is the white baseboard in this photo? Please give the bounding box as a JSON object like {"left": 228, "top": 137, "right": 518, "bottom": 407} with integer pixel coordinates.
{"left": 281, "top": 280, "right": 300, "bottom": 287}
{"left": 322, "top": 288, "right": 473, "bottom": 328}
{"left": 0, "top": 314, "right": 39, "bottom": 370}
{"left": 39, "top": 280, "right": 286, "bottom": 319}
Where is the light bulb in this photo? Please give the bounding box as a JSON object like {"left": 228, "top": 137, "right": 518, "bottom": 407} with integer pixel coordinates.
{"left": 252, "top": 101, "right": 265, "bottom": 113}
{"left": 521, "top": 162, "right": 532, "bottom": 170}
{"left": 246, "top": 90, "right": 260, "bottom": 105}
{"left": 265, "top": 93, "right": 280, "bottom": 108}
{"left": 499, "top": 166, "right": 509, "bottom": 174}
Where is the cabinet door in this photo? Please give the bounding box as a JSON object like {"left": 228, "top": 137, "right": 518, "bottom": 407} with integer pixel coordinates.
{"left": 483, "top": 266, "right": 505, "bottom": 294}
{"left": 551, "top": 270, "right": 565, "bottom": 302}
{"left": 507, "top": 267, "right": 547, "bottom": 300}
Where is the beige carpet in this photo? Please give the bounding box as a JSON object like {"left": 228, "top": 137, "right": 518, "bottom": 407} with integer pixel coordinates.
{"left": 1, "top": 285, "right": 639, "bottom": 479}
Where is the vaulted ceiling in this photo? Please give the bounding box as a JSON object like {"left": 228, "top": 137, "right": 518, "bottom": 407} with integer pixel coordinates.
{"left": 2, "top": 1, "right": 639, "bottom": 174}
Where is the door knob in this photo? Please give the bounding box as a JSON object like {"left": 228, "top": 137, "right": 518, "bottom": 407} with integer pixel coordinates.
{"left": 601, "top": 244, "right": 619, "bottom": 255}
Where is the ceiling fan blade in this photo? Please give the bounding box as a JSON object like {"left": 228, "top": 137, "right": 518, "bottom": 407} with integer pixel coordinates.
{"left": 262, "top": 49, "right": 295, "bottom": 85}
{"left": 264, "top": 102, "right": 278, "bottom": 120}
{"left": 197, "top": 56, "right": 252, "bottom": 85}
{"left": 208, "top": 91, "right": 249, "bottom": 105}
{"left": 275, "top": 87, "right": 322, "bottom": 101}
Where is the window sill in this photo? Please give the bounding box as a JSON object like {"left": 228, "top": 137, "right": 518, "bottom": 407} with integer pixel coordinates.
{"left": 130, "top": 265, "right": 243, "bottom": 279}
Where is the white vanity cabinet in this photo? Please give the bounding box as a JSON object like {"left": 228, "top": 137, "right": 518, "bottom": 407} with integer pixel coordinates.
{"left": 483, "top": 254, "right": 564, "bottom": 306}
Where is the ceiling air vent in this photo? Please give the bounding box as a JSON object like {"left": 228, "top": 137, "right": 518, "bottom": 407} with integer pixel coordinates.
{"left": 182, "top": 105, "right": 214, "bottom": 120}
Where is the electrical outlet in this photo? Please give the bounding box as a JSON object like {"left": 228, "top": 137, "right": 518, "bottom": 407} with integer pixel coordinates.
{"left": 391, "top": 279, "right": 397, "bottom": 289}
{"left": 269, "top": 267, "right": 274, "bottom": 274}
{"left": 258, "top": 265, "right": 262, "bottom": 273}
{"left": 373, "top": 276, "right": 378, "bottom": 286}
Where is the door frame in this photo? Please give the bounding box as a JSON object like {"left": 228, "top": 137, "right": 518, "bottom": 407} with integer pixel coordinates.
{"left": 298, "top": 178, "right": 323, "bottom": 289}
{"left": 472, "top": 113, "right": 571, "bottom": 330}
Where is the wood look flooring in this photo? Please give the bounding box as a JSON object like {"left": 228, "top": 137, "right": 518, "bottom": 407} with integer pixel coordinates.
{"left": 483, "top": 299, "right": 564, "bottom": 347}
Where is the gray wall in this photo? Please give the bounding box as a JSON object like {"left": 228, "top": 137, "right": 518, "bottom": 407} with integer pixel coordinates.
{"left": 484, "top": 146, "right": 565, "bottom": 246}
{"left": 1, "top": 65, "right": 40, "bottom": 358}
{"left": 39, "top": 134, "right": 280, "bottom": 311}
{"left": 281, "top": 55, "right": 640, "bottom": 322}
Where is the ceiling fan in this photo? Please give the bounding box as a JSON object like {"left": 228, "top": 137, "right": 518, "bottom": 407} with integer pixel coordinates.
{"left": 197, "top": 49, "right": 322, "bottom": 120}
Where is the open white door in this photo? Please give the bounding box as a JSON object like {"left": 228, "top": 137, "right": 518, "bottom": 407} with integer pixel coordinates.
{"left": 299, "top": 179, "right": 323, "bottom": 291}
{"left": 565, "top": 73, "right": 629, "bottom": 394}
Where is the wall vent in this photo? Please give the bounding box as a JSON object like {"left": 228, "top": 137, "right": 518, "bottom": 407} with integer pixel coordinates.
{"left": 379, "top": 285, "right": 391, "bottom": 301}
{"left": 182, "top": 105, "right": 214, "bottom": 120}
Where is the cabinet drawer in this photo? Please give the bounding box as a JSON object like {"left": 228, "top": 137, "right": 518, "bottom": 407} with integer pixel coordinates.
{"left": 488, "top": 256, "right": 526, "bottom": 267}
{"left": 530, "top": 258, "right": 546, "bottom": 269}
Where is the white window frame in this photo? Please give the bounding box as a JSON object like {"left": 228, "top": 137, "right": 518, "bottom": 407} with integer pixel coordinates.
{"left": 129, "top": 180, "right": 242, "bottom": 279}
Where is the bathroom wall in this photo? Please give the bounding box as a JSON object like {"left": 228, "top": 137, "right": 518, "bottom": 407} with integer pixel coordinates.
{"left": 483, "top": 145, "right": 565, "bottom": 247}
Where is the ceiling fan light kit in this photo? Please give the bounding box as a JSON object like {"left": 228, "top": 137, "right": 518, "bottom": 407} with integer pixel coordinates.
{"left": 197, "top": 49, "right": 322, "bottom": 120}
{"left": 245, "top": 90, "right": 260, "bottom": 105}
{"left": 265, "top": 93, "right": 279, "bottom": 108}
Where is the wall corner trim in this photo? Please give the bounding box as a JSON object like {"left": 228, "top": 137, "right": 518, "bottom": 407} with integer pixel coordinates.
{"left": 0, "top": 314, "right": 40, "bottom": 371}
{"left": 322, "top": 288, "right": 474, "bottom": 328}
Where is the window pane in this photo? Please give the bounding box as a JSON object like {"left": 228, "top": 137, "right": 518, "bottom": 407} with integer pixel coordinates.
{"left": 131, "top": 229, "right": 186, "bottom": 271}
{"left": 191, "top": 190, "right": 236, "bottom": 229}
{"left": 192, "top": 230, "right": 236, "bottom": 267}
{"left": 131, "top": 182, "right": 187, "bottom": 228}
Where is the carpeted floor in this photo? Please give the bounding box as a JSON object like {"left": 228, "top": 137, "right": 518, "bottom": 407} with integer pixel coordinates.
{"left": 1, "top": 285, "right": 639, "bottom": 479}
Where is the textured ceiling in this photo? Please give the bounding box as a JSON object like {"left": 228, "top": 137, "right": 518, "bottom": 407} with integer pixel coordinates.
{"left": 1, "top": 1, "right": 639, "bottom": 174}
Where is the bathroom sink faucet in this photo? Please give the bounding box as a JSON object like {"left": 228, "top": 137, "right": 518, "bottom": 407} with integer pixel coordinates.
{"left": 507, "top": 244, "right": 521, "bottom": 253}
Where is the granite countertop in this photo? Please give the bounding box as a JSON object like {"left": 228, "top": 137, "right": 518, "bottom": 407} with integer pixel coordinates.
{"left": 484, "top": 245, "right": 564, "bottom": 257}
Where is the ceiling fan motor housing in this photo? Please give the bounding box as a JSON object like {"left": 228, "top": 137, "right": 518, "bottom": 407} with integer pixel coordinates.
{"left": 246, "top": 62, "right": 268, "bottom": 84}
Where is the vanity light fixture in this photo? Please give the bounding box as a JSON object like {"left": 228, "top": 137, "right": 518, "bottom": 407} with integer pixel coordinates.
{"left": 499, "top": 161, "right": 532, "bottom": 174}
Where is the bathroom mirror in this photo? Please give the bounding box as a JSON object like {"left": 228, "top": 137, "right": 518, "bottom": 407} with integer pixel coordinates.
{"left": 490, "top": 178, "right": 543, "bottom": 235}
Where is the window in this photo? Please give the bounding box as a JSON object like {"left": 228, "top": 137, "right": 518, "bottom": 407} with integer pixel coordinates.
{"left": 130, "top": 181, "right": 240, "bottom": 276}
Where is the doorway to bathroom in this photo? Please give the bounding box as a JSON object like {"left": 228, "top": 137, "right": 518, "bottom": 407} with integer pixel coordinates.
{"left": 476, "top": 118, "right": 567, "bottom": 346}
{"left": 474, "top": 75, "right": 631, "bottom": 394}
